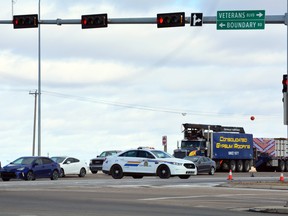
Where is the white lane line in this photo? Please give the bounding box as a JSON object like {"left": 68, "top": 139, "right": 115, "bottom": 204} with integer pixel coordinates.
{"left": 138, "top": 193, "right": 257, "bottom": 201}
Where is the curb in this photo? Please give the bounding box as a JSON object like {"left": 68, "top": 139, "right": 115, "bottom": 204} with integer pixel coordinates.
{"left": 249, "top": 206, "right": 288, "bottom": 214}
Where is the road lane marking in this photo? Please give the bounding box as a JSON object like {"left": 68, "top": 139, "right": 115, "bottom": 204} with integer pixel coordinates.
{"left": 138, "top": 193, "right": 257, "bottom": 201}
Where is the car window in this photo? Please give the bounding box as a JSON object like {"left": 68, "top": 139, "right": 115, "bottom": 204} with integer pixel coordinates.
{"left": 51, "top": 157, "right": 65, "bottom": 163}
{"left": 119, "top": 150, "right": 137, "bottom": 157}
{"left": 35, "top": 158, "right": 43, "bottom": 165}
{"left": 13, "top": 157, "right": 35, "bottom": 165}
{"left": 42, "top": 158, "right": 53, "bottom": 164}
{"left": 105, "top": 152, "right": 112, "bottom": 156}
{"left": 66, "top": 158, "right": 75, "bottom": 164}
{"left": 99, "top": 152, "right": 107, "bottom": 157}
{"left": 202, "top": 157, "right": 209, "bottom": 162}
{"left": 137, "top": 150, "right": 155, "bottom": 159}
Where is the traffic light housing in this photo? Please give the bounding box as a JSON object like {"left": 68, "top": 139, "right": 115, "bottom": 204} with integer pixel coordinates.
{"left": 282, "top": 74, "right": 288, "bottom": 93}
{"left": 81, "top": 14, "right": 108, "bottom": 29}
{"left": 157, "top": 12, "right": 185, "bottom": 28}
{"left": 13, "top": 14, "right": 38, "bottom": 29}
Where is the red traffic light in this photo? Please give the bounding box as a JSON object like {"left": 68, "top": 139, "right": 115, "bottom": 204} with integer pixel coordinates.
{"left": 13, "top": 14, "right": 38, "bottom": 29}
{"left": 157, "top": 12, "right": 185, "bottom": 28}
{"left": 283, "top": 74, "right": 288, "bottom": 93}
{"left": 158, "top": 17, "right": 164, "bottom": 24}
{"left": 81, "top": 14, "right": 108, "bottom": 29}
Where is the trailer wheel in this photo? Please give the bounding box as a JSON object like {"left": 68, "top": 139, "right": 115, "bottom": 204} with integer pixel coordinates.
{"left": 221, "top": 161, "right": 229, "bottom": 171}
{"left": 243, "top": 160, "right": 251, "bottom": 172}
{"left": 229, "top": 160, "right": 236, "bottom": 172}
{"left": 236, "top": 160, "right": 243, "bottom": 172}
{"left": 278, "top": 160, "right": 285, "bottom": 172}
{"left": 216, "top": 161, "right": 221, "bottom": 170}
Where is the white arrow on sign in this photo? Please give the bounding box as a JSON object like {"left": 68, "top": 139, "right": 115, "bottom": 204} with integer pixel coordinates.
{"left": 256, "top": 12, "right": 264, "bottom": 18}
{"left": 191, "top": 13, "right": 203, "bottom": 26}
{"left": 193, "top": 14, "right": 202, "bottom": 25}
{"left": 219, "top": 23, "right": 226, "bottom": 28}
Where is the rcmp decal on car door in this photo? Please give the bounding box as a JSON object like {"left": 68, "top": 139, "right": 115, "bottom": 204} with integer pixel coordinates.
{"left": 124, "top": 160, "right": 153, "bottom": 167}
{"left": 124, "top": 161, "right": 141, "bottom": 167}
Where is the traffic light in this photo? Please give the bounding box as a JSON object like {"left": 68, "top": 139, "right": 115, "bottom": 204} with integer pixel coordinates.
{"left": 81, "top": 14, "right": 108, "bottom": 29}
{"left": 157, "top": 12, "right": 185, "bottom": 28}
{"left": 13, "top": 14, "right": 38, "bottom": 29}
{"left": 282, "top": 74, "right": 288, "bottom": 93}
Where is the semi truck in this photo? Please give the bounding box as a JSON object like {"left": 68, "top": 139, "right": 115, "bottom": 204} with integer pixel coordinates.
{"left": 174, "top": 123, "right": 288, "bottom": 172}
{"left": 174, "top": 123, "right": 254, "bottom": 172}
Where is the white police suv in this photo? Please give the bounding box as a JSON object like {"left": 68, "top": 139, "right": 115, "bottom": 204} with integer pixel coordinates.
{"left": 102, "top": 148, "right": 196, "bottom": 179}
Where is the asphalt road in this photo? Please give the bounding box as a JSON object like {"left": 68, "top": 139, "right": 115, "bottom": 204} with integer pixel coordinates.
{"left": 0, "top": 172, "right": 287, "bottom": 216}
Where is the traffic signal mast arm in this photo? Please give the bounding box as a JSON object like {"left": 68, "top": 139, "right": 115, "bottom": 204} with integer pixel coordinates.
{"left": 0, "top": 15, "right": 286, "bottom": 25}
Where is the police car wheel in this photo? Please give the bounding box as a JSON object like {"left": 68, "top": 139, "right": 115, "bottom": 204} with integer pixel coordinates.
{"left": 111, "top": 165, "right": 124, "bottom": 179}
{"left": 157, "top": 165, "right": 171, "bottom": 179}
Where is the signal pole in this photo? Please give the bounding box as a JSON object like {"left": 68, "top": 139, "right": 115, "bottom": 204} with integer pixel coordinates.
{"left": 287, "top": 0, "right": 288, "bottom": 138}
{"left": 38, "top": 0, "right": 41, "bottom": 156}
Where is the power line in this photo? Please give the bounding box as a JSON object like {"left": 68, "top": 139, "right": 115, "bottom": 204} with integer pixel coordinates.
{"left": 41, "top": 90, "right": 280, "bottom": 119}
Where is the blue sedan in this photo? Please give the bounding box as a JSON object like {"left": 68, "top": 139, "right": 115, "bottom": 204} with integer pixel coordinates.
{"left": 0, "top": 156, "right": 61, "bottom": 181}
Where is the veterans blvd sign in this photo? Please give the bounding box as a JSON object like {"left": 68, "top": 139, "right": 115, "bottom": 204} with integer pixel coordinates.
{"left": 217, "top": 10, "right": 265, "bottom": 30}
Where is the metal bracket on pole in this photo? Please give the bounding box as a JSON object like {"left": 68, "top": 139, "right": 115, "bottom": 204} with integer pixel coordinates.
{"left": 56, "top": 18, "right": 62, "bottom": 26}
{"left": 285, "top": 13, "right": 288, "bottom": 25}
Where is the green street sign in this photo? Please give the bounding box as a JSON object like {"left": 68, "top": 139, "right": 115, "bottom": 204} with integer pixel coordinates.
{"left": 217, "top": 10, "right": 265, "bottom": 30}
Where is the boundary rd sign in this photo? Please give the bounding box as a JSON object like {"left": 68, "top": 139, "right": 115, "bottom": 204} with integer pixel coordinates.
{"left": 217, "top": 10, "right": 265, "bottom": 30}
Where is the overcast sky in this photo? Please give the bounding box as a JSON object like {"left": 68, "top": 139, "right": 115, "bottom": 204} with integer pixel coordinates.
{"left": 0, "top": 0, "right": 286, "bottom": 164}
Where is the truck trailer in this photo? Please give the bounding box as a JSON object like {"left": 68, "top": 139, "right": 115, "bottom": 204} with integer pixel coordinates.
{"left": 253, "top": 138, "right": 288, "bottom": 172}
{"left": 174, "top": 123, "right": 254, "bottom": 172}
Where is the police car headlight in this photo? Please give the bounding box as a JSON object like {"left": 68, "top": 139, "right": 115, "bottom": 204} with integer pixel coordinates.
{"left": 172, "top": 162, "right": 183, "bottom": 166}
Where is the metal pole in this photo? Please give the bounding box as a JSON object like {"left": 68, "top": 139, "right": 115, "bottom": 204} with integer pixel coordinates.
{"left": 29, "top": 90, "right": 37, "bottom": 156}
{"left": 37, "top": 0, "right": 41, "bottom": 156}
{"left": 11, "top": 0, "right": 14, "bottom": 19}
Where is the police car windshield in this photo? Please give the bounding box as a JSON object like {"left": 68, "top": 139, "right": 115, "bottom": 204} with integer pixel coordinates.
{"left": 150, "top": 150, "right": 172, "bottom": 159}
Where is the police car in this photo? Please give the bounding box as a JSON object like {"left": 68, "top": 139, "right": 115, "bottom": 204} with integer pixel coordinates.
{"left": 102, "top": 148, "right": 196, "bottom": 179}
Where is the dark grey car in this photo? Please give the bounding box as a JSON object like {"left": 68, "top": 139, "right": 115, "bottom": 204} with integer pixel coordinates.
{"left": 89, "top": 150, "right": 121, "bottom": 174}
{"left": 184, "top": 156, "right": 216, "bottom": 175}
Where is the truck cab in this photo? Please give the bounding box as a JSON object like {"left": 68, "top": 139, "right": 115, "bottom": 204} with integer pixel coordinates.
{"left": 174, "top": 123, "right": 253, "bottom": 172}
{"left": 174, "top": 139, "right": 207, "bottom": 158}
